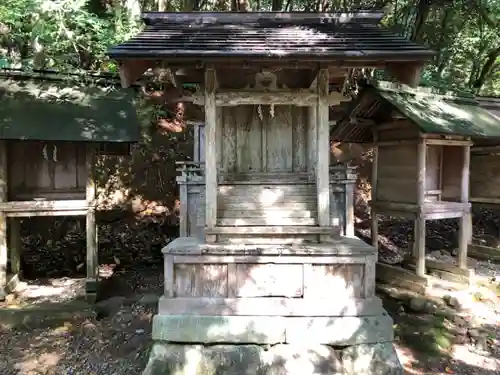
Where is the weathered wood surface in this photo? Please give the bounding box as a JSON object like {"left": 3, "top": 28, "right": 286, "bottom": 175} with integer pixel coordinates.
{"left": 376, "top": 120, "right": 419, "bottom": 142}
{"left": 0, "top": 199, "right": 90, "bottom": 217}
{"left": 376, "top": 144, "right": 418, "bottom": 203}
{"left": 316, "top": 69, "right": 330, "bottom": 242}
{"left": 470, "top": 153, "right": 500, "bottom": 201}
{"left": 218, "top": 106, "right": 310, "bottom": 174}
{"left": 375, "top": 263, "right": 428, "bottom": 295}
{"left": 182, "top": 182, "right": 349, "bottom": 239}
{"left": 86, "top": 144, "right": 98, "bottom": 297}
{"left": 441, "top": 145, "right": 464, "bottom": 200}
{"left": 175, "top": 264, "right": 228, "bottom": 297}
{"left": 0, "top": 141, "right": 6, "bottom": 298}
{"left": 230, "top": 264, "right": 303, "bottom": 297}
{"left": 167, "top": 259, "right": 367, "bottom": 308}
{"left": 8, "top": 141, "right": 86, "bottom": 200}
{"left": 217, "top": 184, "right": 317, "bottom": 226}
{"left": 190, "top": 90, "right": 348, "bottom": 107}
{"left": 204, "top": 67, "right": 217, "bottom": 242}
{"left": 467, "top": 243, "right": 500, "bottom": 262}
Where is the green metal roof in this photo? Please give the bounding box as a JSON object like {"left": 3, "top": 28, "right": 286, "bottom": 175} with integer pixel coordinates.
{"left": 0, "top": 72, "right": 141, "bottom": 142}
{"left": 376, "top": 82, "right": 500, "bottom": 138}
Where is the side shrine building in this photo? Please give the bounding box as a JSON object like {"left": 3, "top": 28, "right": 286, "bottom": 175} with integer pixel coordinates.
{"left": 108, "top": 10, "right": 434, "bottom": 375}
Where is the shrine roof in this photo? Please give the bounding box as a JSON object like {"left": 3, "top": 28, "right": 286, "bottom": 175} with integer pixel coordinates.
{"left": 477, "top": 96, "right": 500, "bottom": 120}
{"left": 332, "top": 82, "right": 500, "bottom": 143}
{"left": 0, "top": 69, "right": 141, "bottom": 142}
{"left": 107, "top": 11, "right": 435, "bottom": 63}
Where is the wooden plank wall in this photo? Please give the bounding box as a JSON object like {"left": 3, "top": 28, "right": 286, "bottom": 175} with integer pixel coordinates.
{"left": 376, "top": 144, "right": 418, "bottom": 203}
{"left": 8, "top": 141, "right": 86, "bottom": 200}
{"left": 470, "top": 153, "right": 500, "bottom": 200}
{"left": 172, "top": 262, "right": 365, "bottom": 299}
{"left": 218, "top": 106, "right": 310, "bottom": 174}
{"left": 441, "top": 146, "right": 463, "bottom": 200}
{"left": 376, "top": 121, "right": 419, "bottom": 142}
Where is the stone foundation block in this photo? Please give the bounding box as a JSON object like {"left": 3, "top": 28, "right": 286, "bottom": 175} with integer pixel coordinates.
{"left": 141, "top": 342, "right": 403, "bottom": 375}
{"left": 142, "top": 343, "right": 342, "bottom": 375}
{"left": 342, "top": 342, "right": 403, "bottom": 375}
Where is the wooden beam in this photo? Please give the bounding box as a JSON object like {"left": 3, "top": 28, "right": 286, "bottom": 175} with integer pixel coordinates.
{"left": 386, "top": 62, "right": 423, "bottom": 86}
{"left": 316, "top": 68, "right": 330, "bottom": 240}
{"left": 8, "top": 219, "right": 21, "bottom": 278}
{"left": 458, "top": 145, "right": 471, "bottom": 268}
{"left": 0, "top": 200, "right": 90, "bottom": 212}
{"left": 0, "top": 141, "right": 6, "bottom": 300}
{"left": 85, "top": 144, "right": 98, "bottom": 301}
{"left": 204, "top": 66, "right": 217, "bottom": 243}
{"left": 190, "top": 90, "right": 349, "bottom": 106}
{"left": 371, "top": 130, "right": 379, "bottom": 249}
{"left": 119, "top": 60, "right": 156, "bottom": 88}
{"left": 414, "top": 140, "right": 426, "bottom": 277}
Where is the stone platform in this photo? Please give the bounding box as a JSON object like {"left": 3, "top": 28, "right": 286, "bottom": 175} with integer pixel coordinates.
{"left": 143, "top": 342, "right": 402, "bottom": 375}
{"left": 142, "top": 237, "right": 403, "bottom": 375}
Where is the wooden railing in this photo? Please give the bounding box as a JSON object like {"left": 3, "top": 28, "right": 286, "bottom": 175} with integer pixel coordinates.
{"left": 176, "top": 161, "right": 205, "bottom": 183}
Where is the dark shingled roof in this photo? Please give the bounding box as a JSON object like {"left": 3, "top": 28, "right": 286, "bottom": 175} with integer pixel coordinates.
{"left": 0, "top": 70, "right": 141, "bottom": 142}
{"left": 332, "top": 81, "right": 500, "bottom": 143}
{"left": 108, "top": 11, "right": 435, "bottom": 61}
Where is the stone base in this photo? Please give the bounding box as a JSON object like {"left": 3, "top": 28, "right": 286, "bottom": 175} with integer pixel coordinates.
{"left": 141, "top": 342, "right": 403, "bottom": 375}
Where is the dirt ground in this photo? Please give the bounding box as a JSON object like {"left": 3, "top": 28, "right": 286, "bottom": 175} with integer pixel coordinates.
{"left": 0, "top": 260, "right": 499, "bottom": 375}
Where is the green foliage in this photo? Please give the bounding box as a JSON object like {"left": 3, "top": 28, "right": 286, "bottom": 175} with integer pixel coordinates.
{"left": 0, "top": 0, "right": 140, "bottom": 72}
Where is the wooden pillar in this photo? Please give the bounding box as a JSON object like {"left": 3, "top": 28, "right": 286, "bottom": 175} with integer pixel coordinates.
{"left": 179, "top": 182, "right": 188, "bottom": 237}
{"left": 458, "top": 144, "right": 471, "bottom": 269}
{"left": 9, "top": 218, "right": 21, "bottom": 277}
{"left": 316, "top": 68, "right": 330, "bottom": 239}
{"left": 371, "top": 133, "right": 379, "bottom": 249}
{"left": 345, "top": 182, "right": 355, "bottom": 237}
{"left": 85, "top": 144, "right": 98, "bottom": 300}
{"left": 0, "top": 141, "right": 6, "bottom": 299}
{"left": 414, "top": 140, "right": 427, "bottom": 277}
{"left": 204, "top": 67, "right": 217, "bottom": 243}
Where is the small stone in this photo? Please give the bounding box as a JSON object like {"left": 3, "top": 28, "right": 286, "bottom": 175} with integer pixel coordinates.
{"left": 443, "top": 295, "right": 461, "bottom": 311}
{"left": 136, "top": 329, "right": 145, "bottom": 334}
{"left": 409, "top": 297, "right": 430, "bottom": 313}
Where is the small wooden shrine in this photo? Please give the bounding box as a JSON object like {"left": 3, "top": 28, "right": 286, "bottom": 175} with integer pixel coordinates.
{"left": 177, "top": 121, "right": 358, "bottom": 240}
{"left": 109, "top": 11, "right": 434, "bottom": 375}
{"left": 0, "top": 70, "right": 140, "bottom": 300}
{"left": 468, "top": 96, "right": 500, "bottom": 260}
{"left": 333, "top": 81, "right": 500, "bottom": 287}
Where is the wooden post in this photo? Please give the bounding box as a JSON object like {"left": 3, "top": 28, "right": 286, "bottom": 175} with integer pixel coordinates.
{"left": 204, "top": 67, "right": 217, "bottom": 243}
{"left": 194, "top": 124, "right": 200, "bottom": 162}
{"left": 371, "top": 132, "right": 378, "bottom": 249}
{"left": 316, "top": 68, "right": 330, "bottom": 240}
{"left": 458, "top": 144, "right": 471, "bottom": 269}
{"left": 345, "top": 182, "right": 355, "bottom": 237}
{"left": 85, "top": 144, "right": 98, "bottom": 300}
{"left": 179, "top": 183, "right": 188, "bottom": 237}
{"left": 414, "top": 140, "right": 427, "bottom": 277}
{"left": 9, "top": 218, "right": 21, "bottom": 277}
{"left": 0, "top": 141, "right": 7, "bottom": 299}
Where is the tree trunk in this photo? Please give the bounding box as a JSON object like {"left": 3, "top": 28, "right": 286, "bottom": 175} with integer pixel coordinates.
{"left": 271, "top": 0, "right": 283, "bottom": 11}
{"left": 411, "top": 0, "right": 431, "bottom": 42}
{"left": 473, "top": 45, "right": 500, "bottom": 91}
